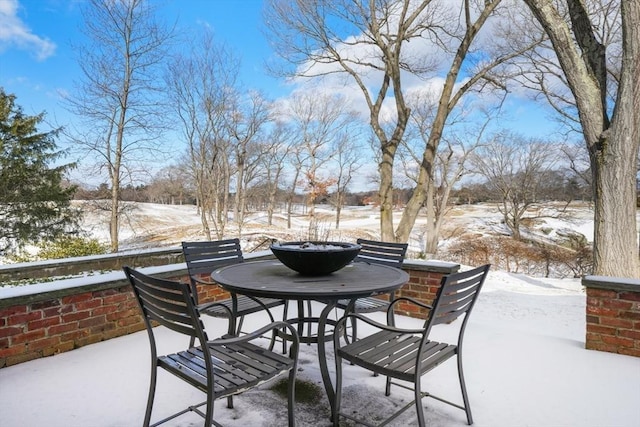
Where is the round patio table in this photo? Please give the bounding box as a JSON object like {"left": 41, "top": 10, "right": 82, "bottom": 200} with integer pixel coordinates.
{"left": 212, "top": 259, "right": 409, "bottom": 421}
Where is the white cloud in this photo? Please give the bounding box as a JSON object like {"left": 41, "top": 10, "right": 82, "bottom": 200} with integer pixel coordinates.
{"left": 0, "top": 0, "right": 56, "bottom": 60}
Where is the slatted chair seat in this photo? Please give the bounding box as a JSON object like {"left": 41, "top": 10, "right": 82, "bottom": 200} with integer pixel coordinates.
{"left": 337, "top": 330, "right": 457, "bottom": 381}
{"left": 333, "top": 264, "right": 491, "bottom": 427}
{"left": 159, "top": 337, "right": 294, "bottom": 397}
{"left": 124, "top": 266, "right": 300, "bottom": 427}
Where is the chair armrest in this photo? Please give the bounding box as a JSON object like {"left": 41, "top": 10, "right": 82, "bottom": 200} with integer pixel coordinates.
{"left": 197, "top": 301, "right": 232, "bottom": 317}
{"left": 335, "top": 312, "right": 425, "bottom": 336}
{"left": 208, "top": 320, "right": 300, "bottom": 349}
{"left": 388, "top": 297, "right": 433, "bottom": 312}
{"left": 387, "top": 297, "right": 432, "bottom": 326}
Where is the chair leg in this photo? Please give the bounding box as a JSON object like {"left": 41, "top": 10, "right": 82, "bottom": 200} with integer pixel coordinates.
{"left": 227, "top": 396, "right": 234, "bottom": 409}
{"left": 385, "top": 377, "right": 392, "bottom": 396}
{"left": 457, "top": 354, "right": 474, "bottom": 425}
{"left": 287, "top": 367, "right": 296, "bottom": 427}
{"left": 235, "top": 315, "right": 245, "bottom": 336}
{"left": 205, "top": 391, "right": 214, "bottom": 426}
{"left": 282, "top": 301, "right": 289, "bottom": 354}
{"left": 144, "top": 362, "right": 158, "bottom": 427}
{"left": 306, "top": 300, "right": 312, "bottom": 345}
{"left": 414, "top": 377, "right": 426, "bottom": 427}
{"left": 333, "top": 352, "right": 343, "bottom": 427}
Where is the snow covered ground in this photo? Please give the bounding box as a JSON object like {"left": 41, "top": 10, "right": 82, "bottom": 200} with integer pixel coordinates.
{"left": 1, "top": 268, "right": 639, "bottom": 427}
{"left": 1, "top": 202, "right": 638, "bottom": 426}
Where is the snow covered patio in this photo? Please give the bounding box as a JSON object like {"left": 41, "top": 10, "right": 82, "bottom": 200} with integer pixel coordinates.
{"left": 1, "top": 270, "right": 639, "bottom": 427}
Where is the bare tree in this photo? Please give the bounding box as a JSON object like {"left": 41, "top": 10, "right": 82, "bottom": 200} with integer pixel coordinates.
{"left": 265, "top": 0, "right": 542, "bottom": 243}
{"left": 522, "top": 0, "right": 640, "bottom": 276}
{"left": 165, "top": 30, "right": 239, "bottom": 240}
{"left": 472, "top": 133, "right": 557, "bottom": 240}
{"left": 260, "top": 122, "right": 293, "bottom": 226}
{"left": 280, "top": 92, "right": 354, "bottom": 230}
{"left": 64, "top": 0, "right": 172, "bottom": 252}
{"left": 329, "top": 130, "right": 363, "bottom": 229}
{"left": 227, "top": 90, "right": 273, "bottom": 235}
{"left": 402, "top": 91, "right": 490, "bottom": 255}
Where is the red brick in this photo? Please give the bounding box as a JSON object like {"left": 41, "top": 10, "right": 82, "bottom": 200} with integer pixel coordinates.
{"left": 11, "top": 329, "right": 46, "bottom": 345}
{"left": 75, "top": 335, "right": 102, "bottom": 347}
{"left": 78, "top": 316, "right": 106, "bottom": 329}
{"left": 62, "top": 311, "right": 90, "bottom": 322}
{"left": 601, "top": 334, "right": 634, "bottom": 348}
{"left": 586, "top": 297, "right": 602, "bottom": 307}
{"left": 42, "top": 306, "right": 63, "bottom": 318}
{"left": 0, "top": 306, "right": 27, "bottom": 318}
{"left": 107, "top": 309, "right": 138, "bottom": 322}
{"left": 586, "top": 306, "right": 619, "bottom": 317}
{"left": 8, "top": 311, "right": 42, "bottom": 326}
{"left": 621, "top": 311, "right": 640, "bottom": 321}
{"left": 586, "top": 288, "right": 619, "bottom": 298}
{"left": 586, "top": 341, "right": 618, "bottom": 353}
{"left": 103, "top": 294, "right": 128, "bottom": 305}
{"left": 61, "top": 329, "right": 88, "bottom": 342}
{"left": 75, "top": 299, "right": 103, "bottom": 311}
{"left": 619, "top": 329, "right": 640, "bottom": 341}
{"left": 118, "top": 316, "right": 142, "bottom": 327}
{"left": 48, "top": 323, "right": 79, "bottom": 336}
{"left": 586, "top": 315, "right": 600, "bottom": 324}
{"left": 619, "top": 292, "right": 640, "bottom": 302}
{"left": 28, "top": 316, "right": 61, "bottom": 330}
{"left": 601, "top": 299, "right": 633, "bottom": 310}
{"left": 0, "top": 343, "right": 26, "bottom": 357}
{"left": 53, "top": 341, "right": 75, "bottom": 354}
{"left": 92, "top": 305, "right": 119, "bottom": 316}
{"left": 27, "top": 336, "right": 61, "bottom": 351}
{"left": 586, "top": 325, "right": 616, "bottom": 336}
{"left": 599, "top": 317, "right": 634, "bottom": 329}
{"left": 6, "top": 351, "right": 41, "bottom": 366}
{"left": 0, "top": 326, "right": 23, "bottom": 339}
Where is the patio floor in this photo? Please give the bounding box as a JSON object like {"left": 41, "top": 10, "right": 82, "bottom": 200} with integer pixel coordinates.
{"left": 1, "top": 272, "right": 639, "bottom": 426}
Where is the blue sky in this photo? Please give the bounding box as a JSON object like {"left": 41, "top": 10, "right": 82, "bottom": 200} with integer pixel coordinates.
{"left": 0, "top": 0, "right": 285, "bottom": 123}
{"left": 1, "top": 0, "right": 564, "bottom": 191}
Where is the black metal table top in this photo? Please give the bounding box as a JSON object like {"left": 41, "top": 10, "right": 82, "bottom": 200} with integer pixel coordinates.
{"left": 212, "top": 260, "right": 409, "bottom": 301}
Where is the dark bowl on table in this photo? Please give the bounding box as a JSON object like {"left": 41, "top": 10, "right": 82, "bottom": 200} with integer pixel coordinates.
{"left": 270, "top": 241, "right": 361, "bottom": 276}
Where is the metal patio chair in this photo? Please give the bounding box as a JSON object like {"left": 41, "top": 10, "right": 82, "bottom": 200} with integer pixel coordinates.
{"left": 124, "top": 266, "right": 299, "bottom": 427}
{"left": 182, "top": 239, "right": 287, "bottom": 348}
{"left": 333, "top": 264, "right": 491, "bottom": 426}
{"left": 336, "top": 238, "right": 408, "bottom": 342}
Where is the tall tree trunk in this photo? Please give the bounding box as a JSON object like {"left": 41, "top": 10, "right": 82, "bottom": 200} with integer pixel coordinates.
{"left": 524, "top": 0, "right": 640, "bottom": 277}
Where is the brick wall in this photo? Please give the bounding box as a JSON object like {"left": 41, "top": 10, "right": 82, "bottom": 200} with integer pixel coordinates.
{"left": 393, "top": 267, "right": 445, "bottom": 317}
{"left": 0, "top": 259, "right": 458, "bottom": 368}
{"left": 583, "top": 276, "right": 640, "bottom": 358}
{"left": 0, "top": 271, "right": 239, "bottom": 368}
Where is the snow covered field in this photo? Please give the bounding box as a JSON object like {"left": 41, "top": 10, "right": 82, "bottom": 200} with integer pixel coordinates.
{"left": 78, "top": 200, "right": 599, "bottom": 255}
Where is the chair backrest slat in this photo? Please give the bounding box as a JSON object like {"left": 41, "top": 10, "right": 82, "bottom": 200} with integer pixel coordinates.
{"left": 182, "top": 239, "right": 244, "bottom": 278}
{"left": 428, "top": 264, "right": 490, "bottom": 328}
{"left": 355, "top": 238, "right": 408, "bottom": 268}
{"left": 124, "top": 266, "right": 202, "bottom": 338}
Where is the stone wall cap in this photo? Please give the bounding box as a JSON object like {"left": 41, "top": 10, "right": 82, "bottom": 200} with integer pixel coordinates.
{"left": 403, "top": 259, "right": 460, "bottom": 274}
{"left": 0, "top": 263, "right": 188, "bottom": 308}
{"left": 582, "top": 275, "right": 640, "bottom": 292}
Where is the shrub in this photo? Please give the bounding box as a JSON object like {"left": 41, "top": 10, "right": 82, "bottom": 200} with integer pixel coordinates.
{"left": 36, "top": 236, "right": 108, "bottom": 260}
